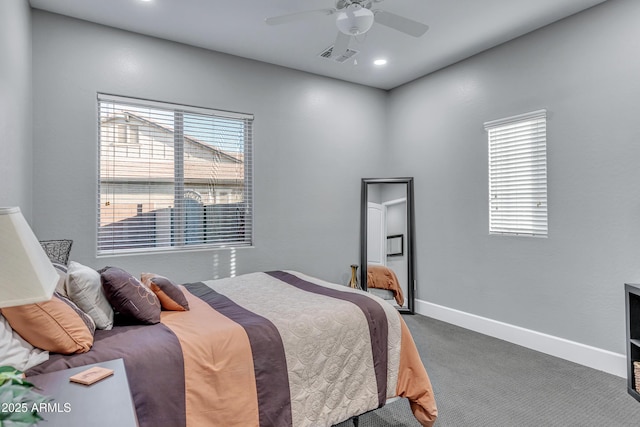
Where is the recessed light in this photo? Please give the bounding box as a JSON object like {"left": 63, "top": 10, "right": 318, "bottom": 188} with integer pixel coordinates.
{"left": 373, "top": 59, "right": 387, "bottom": 66}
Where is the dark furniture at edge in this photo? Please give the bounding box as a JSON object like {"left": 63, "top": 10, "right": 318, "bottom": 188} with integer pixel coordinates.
{"left": 625, "top": 283, "right": 640, "bottom": 402}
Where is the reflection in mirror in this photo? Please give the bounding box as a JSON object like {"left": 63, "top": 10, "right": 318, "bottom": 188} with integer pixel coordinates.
{"left": 387, "top": 235, "right": 403, "bottom": 257}
{"left": 360, "top": 178, "right": 415, "bottom": 313}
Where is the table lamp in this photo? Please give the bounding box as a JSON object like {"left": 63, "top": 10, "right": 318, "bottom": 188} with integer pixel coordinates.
{"left": 0, "top": 207, "right": 57, "bottom": 308}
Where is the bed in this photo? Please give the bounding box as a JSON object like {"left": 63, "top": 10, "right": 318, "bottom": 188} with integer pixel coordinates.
{"left": 19, "top": 269, "right": 437, "bottom": 427}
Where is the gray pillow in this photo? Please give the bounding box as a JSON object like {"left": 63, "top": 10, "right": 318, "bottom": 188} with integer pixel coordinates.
{"left": 67, "top": 261, "right": 114, "bottom": 330}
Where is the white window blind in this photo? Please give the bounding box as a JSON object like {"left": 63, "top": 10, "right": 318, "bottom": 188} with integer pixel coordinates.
{"left": 485, "top": 109, "right": 548, "bottom": 237}
{"left": 97, "top": 94, "right": 253, "bottom": 255}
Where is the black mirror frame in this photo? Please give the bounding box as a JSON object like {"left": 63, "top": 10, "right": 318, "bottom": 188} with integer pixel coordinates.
{"left": 360, "top": 177, "right": 415, "bottom": 314}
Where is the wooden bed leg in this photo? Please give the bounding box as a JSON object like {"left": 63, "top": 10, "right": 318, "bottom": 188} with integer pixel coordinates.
{"left": 352, "top": 415, "right": 359, "bottom": 427}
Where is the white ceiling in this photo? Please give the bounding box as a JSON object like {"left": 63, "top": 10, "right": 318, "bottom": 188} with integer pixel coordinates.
{"left": 29, "top": 0, "right": 607, "bottom": 90}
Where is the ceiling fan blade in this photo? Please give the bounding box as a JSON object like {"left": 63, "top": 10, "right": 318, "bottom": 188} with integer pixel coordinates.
{"left": 265, "top": 8, "right": 336, "bottom": 26}
{"left": 374, "top": 10, "right": 429, "bottom": 37}
{"left": 331, "top": 31, "right": 351, "bottom": 59}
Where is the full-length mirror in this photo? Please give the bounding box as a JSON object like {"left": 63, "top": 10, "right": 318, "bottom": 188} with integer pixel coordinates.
{"left": 360, "top": 177, "right": 415, "bottom": 313}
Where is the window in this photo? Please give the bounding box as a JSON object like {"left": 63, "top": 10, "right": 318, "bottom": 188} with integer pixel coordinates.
{"left": 484, "top": 109, "right": 548, "bottom": 237}
{"left": 97, "top": 94, "right": 253, "bottom": 255}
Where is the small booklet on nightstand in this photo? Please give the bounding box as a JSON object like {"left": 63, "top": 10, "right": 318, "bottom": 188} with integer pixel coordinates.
{"left": 69, "top": 366, "right": 114, "bottom": 385}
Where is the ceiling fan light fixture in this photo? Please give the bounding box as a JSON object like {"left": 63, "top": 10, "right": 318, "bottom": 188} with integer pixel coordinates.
{"left": 336, "top": 4, "right": 374, "bottom": 36}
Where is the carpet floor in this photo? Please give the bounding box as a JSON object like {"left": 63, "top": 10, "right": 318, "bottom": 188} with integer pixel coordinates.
{"left": 334, "top": 314, "right": 640, "bottom": 426}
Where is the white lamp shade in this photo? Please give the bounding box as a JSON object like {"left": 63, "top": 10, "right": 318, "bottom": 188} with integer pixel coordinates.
{"left": 336, "top": 4, "right": 375, "bottom": 36}
{"left": 0, "top": 207, "right": 57, "bottom": 308}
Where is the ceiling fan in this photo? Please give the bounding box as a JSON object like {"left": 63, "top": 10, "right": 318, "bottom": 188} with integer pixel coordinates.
{"left": 265, "top": 0, "right": 429, "bottom": 59}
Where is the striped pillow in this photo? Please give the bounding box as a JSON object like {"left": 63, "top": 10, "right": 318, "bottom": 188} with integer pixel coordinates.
{"left": 52, "top": 261, "right": 68, "bottom": 297}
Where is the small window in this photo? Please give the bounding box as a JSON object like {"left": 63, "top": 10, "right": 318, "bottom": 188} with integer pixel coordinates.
{"left": 484, "top": 109, "right": 548, "bottom": 237}
{"left": 97, "top": 94, "right": 254, "bottom": 255}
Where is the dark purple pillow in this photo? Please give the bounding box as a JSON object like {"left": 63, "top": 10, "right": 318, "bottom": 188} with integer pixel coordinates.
{"left": 141, "top": 273, "right": 190, "bottom": 311}
{"left": 99, "top": 266, "right": 161, "bottom": 325}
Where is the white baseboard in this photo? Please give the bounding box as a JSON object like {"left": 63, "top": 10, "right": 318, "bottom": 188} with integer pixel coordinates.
{"left": 415, "top": 298, "right": 626, "bottom": 378}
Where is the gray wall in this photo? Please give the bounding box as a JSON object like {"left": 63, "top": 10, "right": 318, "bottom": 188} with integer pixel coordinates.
{"left": 387, "top": 0, "right": 640, "bottom": 353}
{"left": 28, "top": 0, "right": 640, "bottom": 355}
{"left": 0, "top": 0, "right": 33, "bottom": 219}
{"left": 31, "top": 11, "right": 387, "bottom": 285}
